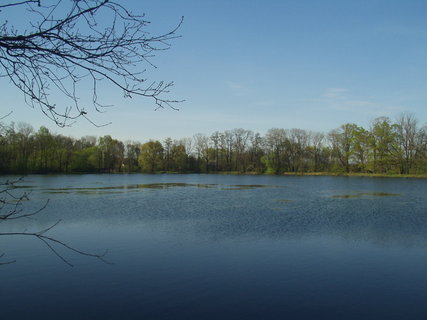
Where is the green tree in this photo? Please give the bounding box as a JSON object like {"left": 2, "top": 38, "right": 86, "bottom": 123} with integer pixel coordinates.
{"left": 351, "top": 125, "right": 370, "bottom": 173}
{"left": 124, "top": 141, "right": 141, "bottom": 173}
{"left": 139, "top": 141, "right": 164, "bottom": 173}
{"left": 71, "top": 146, "right": 100, "bottom": 173}
{"left": 34, "top": 126, "right": 55, "bottom": 173}
{"left": 170, "top": 143, "right": 189, "bottom": 172}
{"left": 329, "top": 123, "right": 358, "bottom": 173}
{"left": 369, "top": 117, "right": 398, "bottom": 173}
{"left": 98, "top": 135, "right": 124, "bottom": 173}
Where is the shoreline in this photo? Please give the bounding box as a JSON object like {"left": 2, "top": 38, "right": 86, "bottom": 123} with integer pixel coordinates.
{"left": 2, "top": 171, "right": 427, "bottom": 179}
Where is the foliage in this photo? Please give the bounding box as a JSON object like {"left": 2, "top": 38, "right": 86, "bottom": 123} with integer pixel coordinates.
{"left": 138, "top": 140, "right": 164, "bottom": 173}
{"left": 0, "top": 114, "right": 426, "bottom": 175}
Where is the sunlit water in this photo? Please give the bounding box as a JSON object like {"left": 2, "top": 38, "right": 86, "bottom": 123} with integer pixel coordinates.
{"left": 1, "top": 174, "right": 427, "bottom": 319}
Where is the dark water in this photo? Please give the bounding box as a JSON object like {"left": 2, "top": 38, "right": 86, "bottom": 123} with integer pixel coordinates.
{"left": 1, "top": 174, "right": 427, "bottom": 319}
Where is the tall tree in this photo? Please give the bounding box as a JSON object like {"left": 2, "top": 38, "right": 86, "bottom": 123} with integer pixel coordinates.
{"left": 351, "top": 126, "right": 370, "bottom": 173}
{"left": 232, "top": 128, "right": 252, "bottom": 173}
{"left": 193, "top": 133, "right": 210, "bottom": 172}
{"left": 210, "top": 131, "right": 220, "bottom": 172}
{"left": 264, "top": 128, "right": 287, "bottom": 174}
{"left": 369, "top": 117, "right": 398, "bottom": 173}
{"left": 170, "top": 141, "right": 188, "bottom": 172}
{"left": 124, "top": 141, "right": 141, "bottom": 173}
{"left": 395, "top": 113, "right": 418, "bottom": 174}
{"left": 139, "top": 141, "right": 164, "bottom": 173}
{"left": 308, "top": 132, "right": 325, "bottom": 172}
{"left": 220, "top": 131, "right": 234, "bottom": 171}
{"left": 287, "top": 128, "right": 309, "bottom": 173}
{"left": 248, "top": 132, "right": 265, "bottom": 173}
{"left": 329, "top": 123, "right": 357, "bottom": 173}
{"left": 34, "top": 126, "right": 54, "bottom": 172}
{"left": 163, "top": 138, "right": 173, "bottom": 171}
{"left": 98, "top": 135, "right": 124, "bottom": 172}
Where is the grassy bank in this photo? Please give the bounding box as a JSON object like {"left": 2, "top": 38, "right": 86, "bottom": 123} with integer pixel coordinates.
{"left": 281, "top": 172, "right": 427, "bottom": 179}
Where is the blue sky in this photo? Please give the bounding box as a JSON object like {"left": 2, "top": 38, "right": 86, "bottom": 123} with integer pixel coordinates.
{"left": 2, "top": 0, "right": 427, "bottom": 141}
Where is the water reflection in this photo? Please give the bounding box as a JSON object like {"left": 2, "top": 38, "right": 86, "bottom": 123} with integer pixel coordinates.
{"left": 1, "top": 174, "right": 427, "bottom": 319}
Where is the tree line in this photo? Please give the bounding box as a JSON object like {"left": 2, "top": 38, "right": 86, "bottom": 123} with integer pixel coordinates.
{"left": 1, "top": 114, "right": 426, "bottom": 175}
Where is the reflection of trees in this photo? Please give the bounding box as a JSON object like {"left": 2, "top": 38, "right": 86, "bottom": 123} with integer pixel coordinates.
{"left": 0, "top": 178, "right": 109, "bottom": 266}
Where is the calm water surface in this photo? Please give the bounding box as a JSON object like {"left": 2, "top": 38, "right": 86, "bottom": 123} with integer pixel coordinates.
{"left": 1, "top": 174, "right": 427, "bottom": 319}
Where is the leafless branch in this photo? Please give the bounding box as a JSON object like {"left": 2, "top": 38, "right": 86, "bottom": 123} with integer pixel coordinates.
{"left": 0, "top": 177, "right": 111, "bottom": 266}
{"left": 0, "top": 220, "right": 111, "bottom": 267}
{"left": 0, "top": 0, "right": 183, "bottom": 127}
{"left": 0, "top": 1, "right": 40, "bottom": 9}
{"left": 0, "top": 110, "right": 13, "bottom": 120}
{"left": 0, "top": 253, "right": 16, "bottom": 265}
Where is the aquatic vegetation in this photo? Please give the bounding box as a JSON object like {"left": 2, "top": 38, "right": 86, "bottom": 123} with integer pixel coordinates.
{"left": 331, "top": 194, "right": 361, "bottom": 199}
{"left": 363, "top": 192, "right": 400, "bottom": 197}
{"left": 8, "top": 185, "right": 34, "bottom": 189}
{"left": 220, "top": 184, "right": 278, "bottom": 190}
{"left": 332, "top": 192, "right": 400, "bottom": 199}
{"left": 42, "top": 183, "right": 277, "bottom": 194}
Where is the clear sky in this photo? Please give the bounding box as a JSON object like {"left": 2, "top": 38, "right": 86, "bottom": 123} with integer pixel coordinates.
{"left": 2, "top": 0, "right": 427, "bottom": 142}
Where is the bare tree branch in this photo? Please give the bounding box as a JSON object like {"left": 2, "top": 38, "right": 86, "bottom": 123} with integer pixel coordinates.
{"left": 0, "top": 1, "right": 40, "bottom": 9}
{"left": 0, "top": 177, "right": 111, "bottom": 266}
{"left": 0, "top": 0, "right": 183, "bottom": 127}
{"left": 0, "top": 110, "right": 13, "bottom": 120}
{"left": 0, "top": 220, "right": 111, "bottom": 267}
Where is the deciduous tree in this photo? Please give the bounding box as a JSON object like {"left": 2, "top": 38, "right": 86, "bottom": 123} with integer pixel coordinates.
{"left": 139, "top": 140, "right": 164, "bottom": 173}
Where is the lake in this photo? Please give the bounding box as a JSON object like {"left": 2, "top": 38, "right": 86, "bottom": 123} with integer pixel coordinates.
{"left": 1, "top": 174, "right": 427, "bottom": 319}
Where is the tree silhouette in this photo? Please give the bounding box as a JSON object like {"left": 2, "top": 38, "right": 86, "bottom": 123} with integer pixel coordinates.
{"left": 0, "top": 0, "right": 183, "bottom": 127}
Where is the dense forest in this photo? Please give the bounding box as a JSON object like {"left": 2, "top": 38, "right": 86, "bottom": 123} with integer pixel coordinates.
{"left": 1, "top": 114, "right": 426, "bottom": 175}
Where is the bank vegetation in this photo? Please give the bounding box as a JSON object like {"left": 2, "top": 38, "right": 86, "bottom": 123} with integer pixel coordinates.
{"left": 1, "top": 114, "right": 426, "bottom": 176}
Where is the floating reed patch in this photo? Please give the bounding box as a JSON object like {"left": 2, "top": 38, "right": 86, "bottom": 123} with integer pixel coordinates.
{"left": 9, "top": 185, "right": 34, "bottom": 189}
{"left": 332, "top": 192, "right": 400, "bottom": 199}
{"left": 75, "top": 190, "right": 125, "bottom": 195}
{"left": 331, "top": 194, "right": 361, "bottom": 199}
{"left": 362, "top": 192, "right": 400, "bottom": 197}
{"left": 43, "top": 183, "right": 218, "bottom": 194}
{"left": 220, "top": 184, "right": 277, "bottom": 190}
{"left": 43, "top": 183, "right": 278, "bottom": 194}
